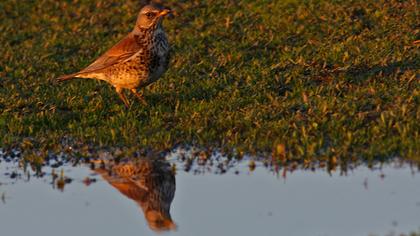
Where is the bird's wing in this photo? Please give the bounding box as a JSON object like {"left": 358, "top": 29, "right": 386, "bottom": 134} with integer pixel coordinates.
{"left": 94, "top": 168, "right": 148, "bottom": 201}
{"left": 56, "top": 33, "right": 142, "bottom": 81}
{"left": 110, "top": 181, "right": 148, "bottom": 201}
{"left": 79, "top": 33, "right": 141, "bottom": 74}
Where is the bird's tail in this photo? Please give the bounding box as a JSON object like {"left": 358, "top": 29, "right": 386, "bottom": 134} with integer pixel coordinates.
{"left": 56, "top": 72, "right": 81, "bottom": 82}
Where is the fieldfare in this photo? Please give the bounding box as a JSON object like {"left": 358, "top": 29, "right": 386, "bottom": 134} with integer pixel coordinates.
{"left": 57, "top": 4, "right": 171, "bottom": 107}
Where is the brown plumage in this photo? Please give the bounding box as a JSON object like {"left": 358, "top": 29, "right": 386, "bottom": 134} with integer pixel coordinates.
{"left": 93, "top": 158, "right": 176, "bottom": 231}
{"left": 57, "top": 4, "right": 171, "bottom": 107}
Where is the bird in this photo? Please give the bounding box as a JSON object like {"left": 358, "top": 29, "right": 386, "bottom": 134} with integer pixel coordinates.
{"left": 56, "top": 4, "right": 172, "bottom": 107}
{"left": 93, "top": 158, "right": 177, "bottom": 231}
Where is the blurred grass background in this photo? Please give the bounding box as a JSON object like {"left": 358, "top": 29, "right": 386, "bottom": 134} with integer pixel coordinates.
{"left": 0, "top": 0, "right": 418, "bottom": 161}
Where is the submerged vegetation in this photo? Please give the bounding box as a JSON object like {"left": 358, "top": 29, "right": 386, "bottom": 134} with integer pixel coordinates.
{"left": 0, "top": 0, "right": 418, "bottom": 161}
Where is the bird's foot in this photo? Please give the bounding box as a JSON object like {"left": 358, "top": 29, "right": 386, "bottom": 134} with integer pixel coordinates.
{"left": 115, "top": 87, "right": 130, "bottom": 108}
{"left": 131, "top": 89, "right": 148, "bottom": 106}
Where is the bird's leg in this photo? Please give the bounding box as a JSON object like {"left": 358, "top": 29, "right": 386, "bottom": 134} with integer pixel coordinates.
{"left": 115, "top": 87, "right": 129, "bottom": 108}
{"left": 130, "top": 88, "right": 148, "bottom": 105}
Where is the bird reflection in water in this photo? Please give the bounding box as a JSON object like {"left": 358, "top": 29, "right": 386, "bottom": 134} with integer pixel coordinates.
{"left": 92, "top": 158, "right": 176, "bottom": 231}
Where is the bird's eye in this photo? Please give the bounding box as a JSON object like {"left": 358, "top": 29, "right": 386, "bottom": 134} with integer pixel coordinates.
{"left": 146, "top": 12, "right": 156, "bottom": 19}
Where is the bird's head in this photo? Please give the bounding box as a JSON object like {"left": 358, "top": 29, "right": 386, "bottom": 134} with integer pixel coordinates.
{"left": 135, "top": 4, "right": 171, "bottom": 30}
{"left": 145, "top": 210, "right": 177, "bottom": 232}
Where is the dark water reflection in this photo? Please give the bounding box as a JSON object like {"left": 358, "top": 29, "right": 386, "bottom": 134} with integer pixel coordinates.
{"left": 0, "top": 148, "right": 419, "bottom": 236}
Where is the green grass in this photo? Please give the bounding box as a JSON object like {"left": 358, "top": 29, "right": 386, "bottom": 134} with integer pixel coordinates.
{"left": 0, "top": 0, "right": 419, "bottom": 161}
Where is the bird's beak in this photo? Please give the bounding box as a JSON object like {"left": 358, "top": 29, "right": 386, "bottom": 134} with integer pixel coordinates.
{"left": 158, "top": 9, "right": 171, "bottom": 17}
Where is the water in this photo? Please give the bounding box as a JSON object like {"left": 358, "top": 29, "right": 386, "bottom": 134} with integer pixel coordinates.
{"left": 0, "top": 150, "right": 419, "bottom": 236}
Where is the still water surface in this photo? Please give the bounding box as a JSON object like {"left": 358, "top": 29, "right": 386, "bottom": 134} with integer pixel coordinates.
{"left": 0, "top": 151, "right": 419, "bottom": 236}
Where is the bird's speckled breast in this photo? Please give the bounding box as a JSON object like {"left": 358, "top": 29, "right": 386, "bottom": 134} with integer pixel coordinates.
{"left": 105, "top": 27, "right": 170, "bottom": 89}
{"left": 148, "top": 28, "right": 170, "bottom": 84}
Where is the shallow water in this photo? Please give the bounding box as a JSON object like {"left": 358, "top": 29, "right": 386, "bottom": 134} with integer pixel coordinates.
{"left": 0, "top": 151, "right": 419, "bottom": 236}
